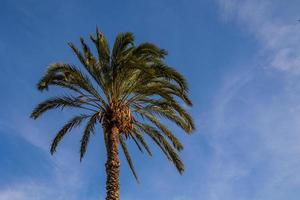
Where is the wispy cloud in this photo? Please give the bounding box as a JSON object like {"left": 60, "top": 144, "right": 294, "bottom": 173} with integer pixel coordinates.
{"left": 0, "top": 113, "right": 98, "bottom": 200}
{"left": 201, "top": 3, "right": 300, "bottom": 198}
{"left": 217, "top": 0, "right": 300, "bottom": 73}
{"left": 0, "top": 181, "right": 101, "bottom": 200}
{"left": 202, "top": 66, "right": 300, "bottom": 199}
{"left": 0, "top": 182, "right": 56, "bottom": 200}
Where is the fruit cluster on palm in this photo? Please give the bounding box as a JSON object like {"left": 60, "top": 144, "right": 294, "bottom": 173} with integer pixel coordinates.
{"left": 31, "top": 28, "right": 194, "bottom": 200}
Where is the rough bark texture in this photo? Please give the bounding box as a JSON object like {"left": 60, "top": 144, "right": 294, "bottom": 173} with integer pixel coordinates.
{"left": 105, "top": 126, "right": 120, "bottom": 200}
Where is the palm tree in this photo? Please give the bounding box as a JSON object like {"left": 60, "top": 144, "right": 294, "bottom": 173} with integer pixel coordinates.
{"left": 30, "top": 28, "right": 194, "bottom": 200}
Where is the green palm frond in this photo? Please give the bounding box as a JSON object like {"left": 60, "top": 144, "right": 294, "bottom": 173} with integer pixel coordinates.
{"left": 133, "top": 42, "right": 167, "bottom": 59}
{"left": 135, "top": 122, "right": 172, "bottom": 160}
{"left": 69, "top": 40, "right": 109, "bottom": 100}
{"left": 119, "top": 135, "right": 139, "bottom": 182}
{"left": 152, "top": 62, "right": 188, "bottom": 92}
{"left": 139, "top": 79, "right": 192, "bottom": 106}
{"left": 135, "top": 122, "right": 184, "bottom": 173}
{"left": 51, "top": 114, "right": 90, "bottom": 154}
{"left": 129, "top": 133, "right": 143, "bottom": 153}
{"left": 136, "top": 98, "right": 194, "bottom": 131}
{"left": 68, "top": 42, "right": 87, "bottom": 67}
{"left": 89, "top": 27, "right": 110, "bottom": 64}
{"left": 137, "top": 111, "right": 183, "bottom": 151}
{"left": 112, "top": 32, "right": 134, "bottom": 64}
{"left": 80, "top": 113, "right": 99, "bottom": 161}
{"left": 37, "top": 63, "right": 105, "bottom": 103}
{"left": 131, "top": 128, "right": 152, "bottom": 156}
{"left": 139, "top": 104, "right": 193, "bottom": 133}
{"left": 30, "top": 95, "right": 89, "bottom": 119}
{"left": 155, "top": 133, "right": 184, "bottom": 174}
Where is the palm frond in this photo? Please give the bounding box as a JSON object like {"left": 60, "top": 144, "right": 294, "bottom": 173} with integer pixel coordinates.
{"left": 37, "top": 63, "right": 107, "bottom": 106}
{"left": 136, "top": 98, "right": 195, "bottom": 132}
{"left": 30, "top": 95, "right": 88, "bottom": 119}
{"left": 112, "top": 32, "right": 134, "bottom": 65}
{"left": 50, "top": 114, "right": 90, "bottom": 154}
{"left": 130, "top": 133, "right": 143, "bottom": 153}
{"left": 131, "top": 128, "right": 152, "bottom": 156}
{"left": 133, "top": 42, "right": 167, "bottom": 59}
{"left": 119, "top": 135, "right": 139, "bottom": 182}
{"left": 89, "top": 27, "right": 110, "bottom": 64}
{"left": 69, "top": 40, "right": 109, "bottom": 101}
{"left": 137, "top": 111, "right": 183, "bottom": 151}
{"left": 152, "top": 63, "right": 188, "bottom": 92}
{"left": 138, "top": 105, "right": 193, "bottom": 133}
{"left": 135, "top": 122, "right": 184, "bottom": 174}
{"left": 80, "top": 113, "right": 99, "bottom": 161}
{"left": 135, "top": 122, "right": 172, "bottom": 160}
{"left": 155, "top": 133, "right": 184, "bottom": 174}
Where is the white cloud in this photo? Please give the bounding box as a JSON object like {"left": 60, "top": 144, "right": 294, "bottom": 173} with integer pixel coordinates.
{"left": 0, "top": 182, "right": 54, "bottom": 200}
{"left": 217, "top": 0, "right": 300, "bottom": 73}
{"left": 209, "top": 4, "right": 300, "bottom": 198}
{"left": 0, "top": 114, "right": 98, "bottom": 200}
{"left": 212, "top": 4, "right": 300, "bottom": 198}
{"left": 0, "top": 181, "right": 101, "bottom": 200}
{"left": 0, "top": 190, "right": 24, "bottom": 200}
{"left": 203, "top": 67, "right": 300, "bottom": 199}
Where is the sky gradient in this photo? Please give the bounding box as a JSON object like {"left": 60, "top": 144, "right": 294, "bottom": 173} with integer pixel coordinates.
{"left": 1, "top": 0, "right": 300, "bottom": 199}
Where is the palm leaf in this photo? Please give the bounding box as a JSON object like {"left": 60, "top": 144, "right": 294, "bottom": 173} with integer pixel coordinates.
{"left": 135, "top": 122, "right": 184, "bottom": 174}
{"left": 30, "top": 95, "right": 86, "bottom": 119}
{"left": 131, "top": 128, "right": 152, "bottom": 156}
{"left": 119, "top": 135, "right": 139, "bottom": 182}
{"left": 50, "top": 114, "right": 90, "bottom": 154}
{"left": 80, "top": 113, "right": 99, "bottom": 161}
{"left": 137, "top": 111, "right": 183, "bottom": 151}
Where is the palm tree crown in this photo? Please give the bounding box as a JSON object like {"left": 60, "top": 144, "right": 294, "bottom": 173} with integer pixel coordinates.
{"left": 31, "top": 28, "right": 194, "bottom": 199}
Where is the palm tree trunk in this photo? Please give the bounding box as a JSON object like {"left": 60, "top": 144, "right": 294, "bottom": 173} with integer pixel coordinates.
{"left": 105, "top": 125, "right": 120, "bottom": 200}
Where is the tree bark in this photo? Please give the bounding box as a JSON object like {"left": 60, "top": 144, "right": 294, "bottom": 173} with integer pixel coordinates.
{"left": 105, "top": 125, "right": 120, "bottom": 200}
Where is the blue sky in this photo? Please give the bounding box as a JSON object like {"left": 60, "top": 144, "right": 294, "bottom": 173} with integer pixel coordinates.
{"left": 1, "top": 0, "right": 300, "bottom": 199}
